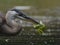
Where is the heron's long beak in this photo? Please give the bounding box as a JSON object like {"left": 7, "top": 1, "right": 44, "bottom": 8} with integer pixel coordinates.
{"left": 16, "top": 13, "right": 39, "bottom": 24}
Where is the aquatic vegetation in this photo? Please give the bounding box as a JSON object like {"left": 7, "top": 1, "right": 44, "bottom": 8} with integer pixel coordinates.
{"left": 33, "top": 21, "right": 46, "bottom": 34}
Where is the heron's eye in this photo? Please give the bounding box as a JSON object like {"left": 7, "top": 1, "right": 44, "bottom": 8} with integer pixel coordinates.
{"left": 14, "top": 14, "right": 18, "bottom": 18}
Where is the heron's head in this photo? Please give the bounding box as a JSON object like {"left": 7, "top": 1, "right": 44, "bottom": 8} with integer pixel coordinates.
{"left": 10, "top": 9, "right": 27, "bottom": 20}
{"left": 6, "top": 9, "right": 25, "bottom": 21}
{"left": 5, "top": 9, "right": 24, "bottom": 26}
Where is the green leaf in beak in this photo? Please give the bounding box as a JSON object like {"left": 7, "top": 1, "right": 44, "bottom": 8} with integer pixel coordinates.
{"left": 33, "top": 21, "right": 46, "bottom": 34}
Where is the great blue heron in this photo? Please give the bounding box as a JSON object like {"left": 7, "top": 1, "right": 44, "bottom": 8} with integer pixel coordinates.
{"left": 0, "top": 9, "right": 39, "bottom": 36}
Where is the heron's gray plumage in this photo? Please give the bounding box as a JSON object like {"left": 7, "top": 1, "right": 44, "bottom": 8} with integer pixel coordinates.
{"left": 0, "top": 10, "right": 22, "bottom": 35}
{"left": 0, "top": 9, "right": 39, "bottom": 35}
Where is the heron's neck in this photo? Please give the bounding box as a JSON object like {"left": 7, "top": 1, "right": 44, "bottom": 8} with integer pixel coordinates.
{"left": 5, "top": 11, "right": 18, "bottom": 27}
